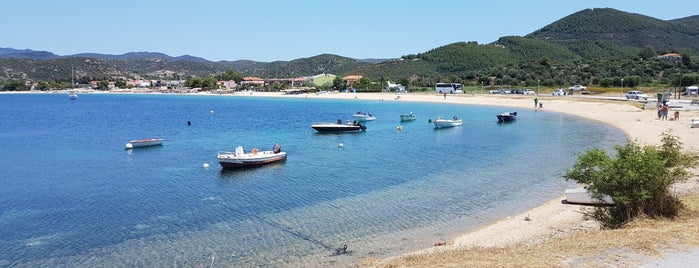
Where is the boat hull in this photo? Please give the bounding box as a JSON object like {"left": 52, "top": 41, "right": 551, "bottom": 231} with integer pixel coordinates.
{"left": 218, "top": 151, "right": 287, "bottom": 169}
{"left": 400, "top": 115, "right": 416, "bottom": 121}
{"left": 497, "top": 112, "right": 517, "bottom": 122}
{"left": 126, "top": 138, "right": 164, "bottom": 149}
{"left": 311, "top": 123, "right": 365, "bottom": 132}
{"left": 433, "top": 119, "right": 463, "bottom": 128}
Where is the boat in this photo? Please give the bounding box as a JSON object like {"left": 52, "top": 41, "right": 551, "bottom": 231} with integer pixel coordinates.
{"left": 565, "top": 188, "right": 614, "bottom": 205}
{"left": 311, "top": 119, "right": 366, "bottom": 132}
{"left": 400, "top": 112, "right": 416, "bottom": 122}
{"left": 433, "top": 116, "right": 463, "bottom": 128}
{"left": 351, "top": 111, "right": 376, "bottom": 122}
{"left": 68, "top": 67, "right": 78, "bottom": 100}
{"left": 497, "top": 112, "right": 517, "bottom": 122}
{"left": 217, "top": 144, "right": 287, "bottom": 169}
{"left": 125, "top": 138, "right": 164, "bottom": 149}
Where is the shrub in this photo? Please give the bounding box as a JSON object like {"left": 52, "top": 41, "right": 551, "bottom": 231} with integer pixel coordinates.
{"left": 564, "top": 131, "right": 698, "bottom": 228}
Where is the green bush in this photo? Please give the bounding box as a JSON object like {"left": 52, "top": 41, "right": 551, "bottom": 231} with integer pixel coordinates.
{"left": 564, "top": 131, "right": 698, "bottom": 228}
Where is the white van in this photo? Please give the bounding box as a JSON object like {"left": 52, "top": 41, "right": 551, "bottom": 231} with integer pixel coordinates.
{"left": 683, "top": 86, "right": 698, "bottom": 96}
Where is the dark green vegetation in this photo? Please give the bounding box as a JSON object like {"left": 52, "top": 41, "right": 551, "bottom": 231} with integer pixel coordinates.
{"left": 564, "top": 132, "right": 699, "bottom": 229}
{"left": 2, "top": 8, "right": 699, "bottom": 91}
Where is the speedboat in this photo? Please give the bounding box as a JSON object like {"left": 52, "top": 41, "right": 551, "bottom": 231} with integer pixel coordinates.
{"left": 311, "top": 120, "right": 366, "bottom": 132}
{"left": 351, "top": 111, "right": 376, "bottom": 122}
{"left": 125, "top": 138, "right": 164, "bottom": 149}
{"left": 433, "top": 116, "right": 463, "bottom": 128}
{"left": 217, "top": 144, "right": 287, "bottom": 170}
{"left": 400, "top": 112, "right": 416, "bottom": 121}
{"left": 497, "top": 112, "right": 517, "bottom": 122}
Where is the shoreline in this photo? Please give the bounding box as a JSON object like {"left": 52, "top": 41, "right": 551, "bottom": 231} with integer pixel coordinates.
{"left": 234, "top": 91, "right": 699, "bottom": 265}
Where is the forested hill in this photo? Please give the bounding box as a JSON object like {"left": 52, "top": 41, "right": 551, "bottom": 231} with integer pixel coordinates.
{"left": 525, "top": 8, "right": 699, "bottom": 58}
{"left": 1, "top": 8, "right": 698, "bottom": 86}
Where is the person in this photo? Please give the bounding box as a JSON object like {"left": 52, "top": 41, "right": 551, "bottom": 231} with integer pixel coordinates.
{"left": 657, "top": 105, "right": 663, "bottom": 119}
{"left": 443, "top": 92, "right": 447, "bottom": 100}
{"left": 539, "top": 101, "right": 543, "bottom": 108}
{"left": 534, "top": 98, "right": 538, "bottom": 108}
{"left": 661, "top": 105, "right": 669, "bottom": 120}
{"left": 674, "top": 110, "right": 680, "bottom": 121}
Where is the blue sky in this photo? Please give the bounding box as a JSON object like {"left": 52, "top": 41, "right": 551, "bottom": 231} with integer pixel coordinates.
{"left": 1, "top": 0, "right": 697, "bottom": 62}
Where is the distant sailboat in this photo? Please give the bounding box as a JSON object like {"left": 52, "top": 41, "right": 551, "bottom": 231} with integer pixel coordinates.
{"left": 68, "top": 67, "right": 78, "bottom": 100}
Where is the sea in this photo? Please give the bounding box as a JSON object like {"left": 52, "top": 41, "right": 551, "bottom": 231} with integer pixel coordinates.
{"left": 0, "top": 93, "right": 627, "bottom": 267}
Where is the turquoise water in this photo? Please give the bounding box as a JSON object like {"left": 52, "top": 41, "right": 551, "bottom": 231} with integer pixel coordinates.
{"left": 0, "top": 93, "right": 627, "bottom": 267}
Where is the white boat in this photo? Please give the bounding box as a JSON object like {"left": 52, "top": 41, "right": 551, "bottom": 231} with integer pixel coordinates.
{"left": 125, "top": 138, "right": 164, "bottom": 149}
{"left": 497, "top": 112, "right": 517, "bottom": 122}
{"left": 433, "top": 116, "right": 463, "bottom": 128}
{"left": 217, "top": 144, "right": 287, "bottom": 169}
{"left": 68, "top": 90, "right": 78, "bottom": 100}
{"left": 565, "top": 188, "right": 614, "bottom": 205}
{"left": 311, "top": 120, "right": 366, "bottom": 132}
{"left": 400, "top": 112, "right": 416, "bottom": 121}
{"left": 351, "top": 112, "right": 376, "bottom": 122}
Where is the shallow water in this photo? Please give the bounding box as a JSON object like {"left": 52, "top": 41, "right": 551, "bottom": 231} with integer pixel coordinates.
{"left": 0, "top": 93, "right": 627, "bottom": 267}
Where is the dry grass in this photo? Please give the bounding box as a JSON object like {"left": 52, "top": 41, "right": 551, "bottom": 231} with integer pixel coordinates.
{"left": 364, "top": 194, "right": 699, "bottom": 268}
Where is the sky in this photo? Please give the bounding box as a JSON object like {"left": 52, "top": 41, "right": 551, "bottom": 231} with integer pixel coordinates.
{"left": 1, "top": 0, "right": 698, "bottom": 62}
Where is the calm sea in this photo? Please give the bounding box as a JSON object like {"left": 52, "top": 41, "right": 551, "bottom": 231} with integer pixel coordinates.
{"left": 0, "top": 93, "right": 626, "bottom": 267}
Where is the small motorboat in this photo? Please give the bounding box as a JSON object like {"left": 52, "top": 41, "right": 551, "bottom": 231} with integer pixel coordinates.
{"left": 68, "top": 90, "right": 78, "bottom": 100}
{"left": 497, "top": 112, "right": 517, "bottom": 122}
{"left": 400, "top": 112, "right": 416, "bottom": 122}
{"left": 125, "top": 138, "right": 164, "bottom": 149}
{"left": 311, "top": 119, "right": 366, "bottom": 133}
{"left": 433, "top": 116, "right": 463, "bottom": 128}
{"left": 217, "top": 144, "right": 287, "bottom": 170}
{"left": 351, "top": 111, "right": 376, "bottom": 122}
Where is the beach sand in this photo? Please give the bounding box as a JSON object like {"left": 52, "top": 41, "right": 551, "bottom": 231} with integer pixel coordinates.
{"left": 239, "top": 90, "right": 699, "bottom": 266}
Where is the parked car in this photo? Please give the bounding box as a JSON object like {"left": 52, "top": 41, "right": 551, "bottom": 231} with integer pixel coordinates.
{"left": 625, "top": 90, "right": 649, "bottom": 100}
{"left": 523, "top": 89, "right": 536, "bottom": 95}
{"left": 552, "top": 88, "right": 566, "bottom": 96}
{"left": 569, "top": 85, "right": 587, "bottom": 91}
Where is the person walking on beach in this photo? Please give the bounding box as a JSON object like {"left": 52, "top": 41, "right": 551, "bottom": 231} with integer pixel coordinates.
{"left": 661, "top": 105, "right": 669, "bottom": 120}
{"left": 443, "top": 93, "right": 447, "bottom": 100}
{"left": 534, "top": 98, "right": 538, "bottom": 108}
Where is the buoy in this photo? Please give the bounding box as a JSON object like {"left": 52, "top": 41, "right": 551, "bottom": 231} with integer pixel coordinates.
{"left": 338, "top": 143, "right": 344, "bottom": 148}
{"left": 125, "top": 143, "right": 133, "bottom": 149}
{"left": 210, "top": 110, "right": 215, "bottom": 114}
{"left": 203, "top": 163, "right": 210, "bottom": 169}
{"left": 428, "top": 119, "right": 432, "bottom": 123}
{"left": 396, "top": 125, "right": 403, "bottom": 131}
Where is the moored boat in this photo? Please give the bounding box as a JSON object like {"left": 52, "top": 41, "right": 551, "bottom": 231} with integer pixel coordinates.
{"left": 497, "top": 112, "right": 517, "bottom": 122}
{"left": 311, "top": 119, "right": 366, "bottom": 132}
{"left": 126, "top": 138, "right": 164, "bottom": 149}
{"left": 68, "top": 90, "right": 78, "bottom": 100}
{"left": 217, "top": 144, "right": 287, "bottom": 169}
{"left": 433, "top": 116, "right": 463, "bottom": 128}
{"left": 352, "top": 111, "right": 376, "bottom": 122}
{"left": 400, "top": 112, "right": 416, "bottom": 121}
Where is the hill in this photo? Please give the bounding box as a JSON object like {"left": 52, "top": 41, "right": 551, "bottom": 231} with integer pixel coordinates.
{"left": 1, "top": 8, "right": 698, "bottom": 89}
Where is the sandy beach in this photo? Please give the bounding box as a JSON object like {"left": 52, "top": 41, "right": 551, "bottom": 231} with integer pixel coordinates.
{"left": 236, "top": 90, "right": 699, "bottom": 266}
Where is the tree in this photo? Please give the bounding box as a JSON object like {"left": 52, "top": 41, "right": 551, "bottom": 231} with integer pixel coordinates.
{"left": 563, "top": 131, "right": 697, "bottom": 228}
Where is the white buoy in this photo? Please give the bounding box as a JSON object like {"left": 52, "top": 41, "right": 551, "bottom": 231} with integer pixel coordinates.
{"left": 203, "top": 163, "right": 210, "bottom": 169}
{"left": 125, "top": 143, "right": 133, "bottom": 149}
{"left": 396, "top": 125, "right": 403, "bottom": 131}
{"left": 338, "top": 143, "right": 344, "bottom": 148}
{"left": 210, "top": 110, "right": 215, "bottom": 114}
